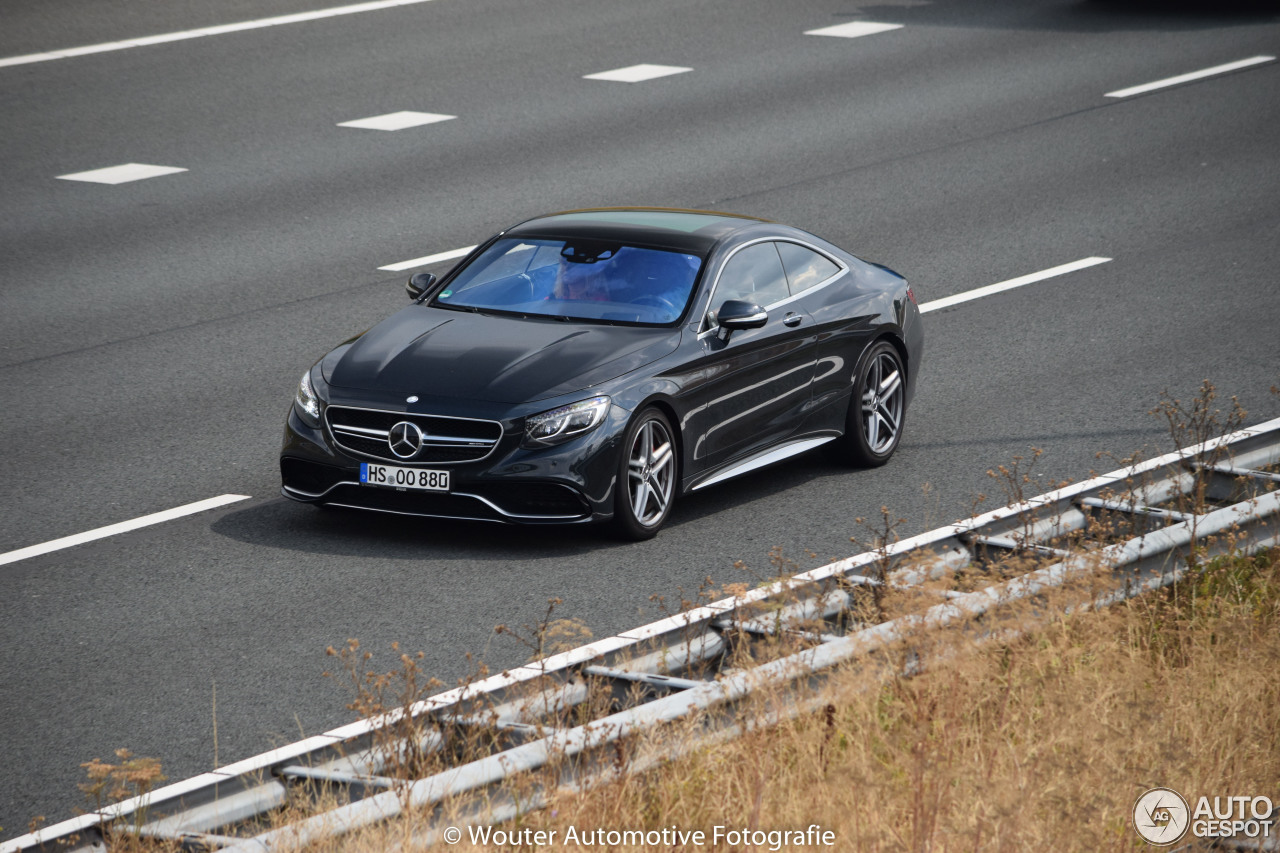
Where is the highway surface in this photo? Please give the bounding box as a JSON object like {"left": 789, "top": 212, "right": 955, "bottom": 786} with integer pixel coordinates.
{"left": 2, "top": 0, "right": 1278, "bottom": 837}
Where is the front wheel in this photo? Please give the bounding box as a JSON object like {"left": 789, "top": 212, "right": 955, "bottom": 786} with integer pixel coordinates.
{"left": 611, "top": 408, "right": 678, "bottom": 540}
{"left": 835, "top": 340, "right": 906, "bottom": 467}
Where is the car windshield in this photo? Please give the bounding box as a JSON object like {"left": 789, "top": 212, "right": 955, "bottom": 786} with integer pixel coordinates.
{"left": 432, "top": 238, "right": 704, "bottom": 325}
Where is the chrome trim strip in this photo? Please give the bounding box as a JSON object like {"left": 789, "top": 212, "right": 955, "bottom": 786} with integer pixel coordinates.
{"left": 690, "top": 434, "right": 838, "bottom": 492}
{"left": 420, "top": 436, "right": 497, "bottom": 446}
{"left": 454, "top": 491, "right": 589, "bottom": 521}
{"left": 331, "top": 425, "right": 389, "bottom": 438}
{"left": 281, "top": 482, "right": 588, "bottom": 521}
{"left": 282, "top": 481, "right": 358, "bottom": 500}
{"left": 698, "top": 237, "right": 849, "bottom": 337}
{"left": 326, "top": 403, "right": 503, "bottom": 428}
{"left": 324, "top": 503, "right": 505, "bottom": 524}
{"left": 331, "top": 425, "right": 496, "bottom": 447}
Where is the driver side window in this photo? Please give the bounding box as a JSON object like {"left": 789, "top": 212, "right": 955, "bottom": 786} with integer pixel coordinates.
{"left": 711, "top": 243, "right": 789, "bottom": 325}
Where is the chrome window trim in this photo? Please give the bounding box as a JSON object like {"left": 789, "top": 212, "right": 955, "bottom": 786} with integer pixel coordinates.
{"left": 697, "top": 237, "right": 848, "bottom": 337}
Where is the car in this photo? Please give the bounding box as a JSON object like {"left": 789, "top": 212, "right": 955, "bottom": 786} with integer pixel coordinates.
{"left": 280, "top": 208, "right": 923, "bottom": 539}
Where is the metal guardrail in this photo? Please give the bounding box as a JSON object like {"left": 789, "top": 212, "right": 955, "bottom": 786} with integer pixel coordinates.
{"left": 6, "top": 416, "right": 1280, "bottom": 852}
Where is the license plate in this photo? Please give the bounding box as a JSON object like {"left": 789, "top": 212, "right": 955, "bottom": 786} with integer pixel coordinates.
{"left": 360, "top": 463, "right": 450, "bottom": 492}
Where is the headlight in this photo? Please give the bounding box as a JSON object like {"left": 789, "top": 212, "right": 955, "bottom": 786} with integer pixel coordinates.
{"left": 295, "top": 368, "right": 322, "bottom": 426}
{"left": 523, "top": 396, "right": 611, "bottom": 447}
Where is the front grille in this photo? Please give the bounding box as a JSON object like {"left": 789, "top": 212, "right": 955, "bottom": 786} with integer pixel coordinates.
{"left": 325, "top": 406, "right": 503, "bottom": 464}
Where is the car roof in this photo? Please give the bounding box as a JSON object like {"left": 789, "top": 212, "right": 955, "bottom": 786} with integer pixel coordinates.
{"left": 505, "top": 207, "right": 769, "bottom": 254}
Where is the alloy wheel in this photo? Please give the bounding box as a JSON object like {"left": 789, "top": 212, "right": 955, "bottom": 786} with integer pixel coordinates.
{"left": 626, "top": 417, "right": 676, "bottom": 527}
{"left": 861, "top": 350, "right": 904, "bottom": 455}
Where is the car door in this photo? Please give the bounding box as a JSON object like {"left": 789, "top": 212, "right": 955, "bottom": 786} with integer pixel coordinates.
{"left": 678, "top": 240, "right": 818, "bottom": 473}
{"left": 773, "top": 240, "right": 877, "bottom": 424}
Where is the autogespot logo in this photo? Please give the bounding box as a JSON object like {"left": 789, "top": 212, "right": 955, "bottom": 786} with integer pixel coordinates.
{"left": 1134, "top": 787, "right": 1191, "bottom": 846}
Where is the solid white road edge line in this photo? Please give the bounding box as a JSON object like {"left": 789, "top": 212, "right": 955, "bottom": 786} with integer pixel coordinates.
{"left": 378, "top": 245, "right": 476, "bottom": 272}
{"left": 0, "top": 0, "right": 442, "bottom": 69}
{"left": 0, "top": 495, "right": 251, "bottom": 567}
{"left": 918, "top": 257, "right": 1111, "bottom": 314}
{"left": 1105, "top": 56, "right": 1275, "bottom": 98}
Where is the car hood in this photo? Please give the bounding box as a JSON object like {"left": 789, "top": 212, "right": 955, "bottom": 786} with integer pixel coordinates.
{"left": 325, "top": 306, "right": 682, "bottom": 403}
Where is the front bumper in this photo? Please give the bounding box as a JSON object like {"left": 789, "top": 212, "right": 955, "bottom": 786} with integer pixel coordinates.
{"left": 279, "top": 404, "right": 624, "bottom": 525}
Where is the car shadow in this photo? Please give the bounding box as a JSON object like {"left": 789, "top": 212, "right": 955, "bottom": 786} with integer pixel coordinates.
{"left": 841, "top": 0, "right": 1276, "bottom": 32}
{"left": 212, "top": 422, "right": 1165, "bottom": 560}
{"left": 210, "top": 454, "right": 853, "bottom": 560}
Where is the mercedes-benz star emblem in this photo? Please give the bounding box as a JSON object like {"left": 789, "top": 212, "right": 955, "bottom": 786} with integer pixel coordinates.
{"left": 388, "top": 421, "right": 424, "bottom": 459}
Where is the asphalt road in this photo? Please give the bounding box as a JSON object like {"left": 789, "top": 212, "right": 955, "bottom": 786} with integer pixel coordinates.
{"left": 2, "top": 0, "right": 1278, "bottom": 837}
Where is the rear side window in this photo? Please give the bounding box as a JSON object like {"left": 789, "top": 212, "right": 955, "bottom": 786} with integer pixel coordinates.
{"left": 714, "top": 243, "right": 790, "bottom": 309}
{"left": 776, "top": 242, "right": 840, "bottom": 294}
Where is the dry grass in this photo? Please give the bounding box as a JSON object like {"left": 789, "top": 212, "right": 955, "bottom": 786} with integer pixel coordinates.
{"left": 71, "top": 549, "right": 1280, "bottom": 852}
{"left": 421, "top": 549, "right": 1280, "bottom": 853}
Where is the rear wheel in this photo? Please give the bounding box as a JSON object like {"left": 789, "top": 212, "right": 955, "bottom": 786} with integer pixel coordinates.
{"left": 835, "top": 340, "right": 906, "bottom": 467}
{"left": 611, "top": 408, "right": 677, "bottom": 540}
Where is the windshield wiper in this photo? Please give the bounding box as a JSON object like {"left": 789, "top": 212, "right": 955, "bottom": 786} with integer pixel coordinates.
{"left": 432, "top": 302, "right": 482, "bottom": 314}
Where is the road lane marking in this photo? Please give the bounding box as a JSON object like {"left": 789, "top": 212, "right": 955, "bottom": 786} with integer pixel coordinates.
{"left": 1105, "top": 56, "right": 1275, "bottom": 98}
{"left": 0, "top": 0, "right": 443, "bottom": 69}
{"left": 57, "top": 163, "right": 188, "bottom": 184}
{"left": 0, "top": 495, "right": 250, "bottom": 567}
{"left": 805, "top": 21, "right": 903, "bottom": 38}
{"left": 379, "top": 245, "right": 476, "bottom": 272}
{"left": 919, "top": 257, "right": 1112, "bottom": 314}
{"left": 338, "top": 111, "right": 456, "bottom": 131}
{"left": 583, "top": 64, "right": 692, "bottom": 83}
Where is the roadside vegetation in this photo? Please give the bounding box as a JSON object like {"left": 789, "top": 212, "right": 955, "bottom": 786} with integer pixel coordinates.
{"left": 465, "top": 549, "right": 1280, "bottom": 852}
{"left": 50, "top": 383, "right": 1280, "bottom": 851}
{"left": 65, "top": 545, "right": 1279, "bottom": 852}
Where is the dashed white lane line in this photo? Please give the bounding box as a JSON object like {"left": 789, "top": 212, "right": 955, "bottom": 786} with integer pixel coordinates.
{"left": 57, "top": 163, "right": 188, "bottom": 184}
{"left": 338, "top": 111, "right": 456, "bottom": 131}
{"left": 379, "top": 245, "right": 476, "bottom": 272}
{"left": 0, "top": 495, "right": 250, "bottom": 568}
{"left": 583, "top": 64, "right": 692, "bottom": 83}
{"left": 0, "top": 0, "right": 443, "bottom": 69}
{"left": 919, "top": 257, "right": 1112, "bottom": 314}
{"left": 804, "top": 21, "right": 903, "bottom": 39}
{"left": 1105, "top": 55, "right": 1275, "bottom": 98}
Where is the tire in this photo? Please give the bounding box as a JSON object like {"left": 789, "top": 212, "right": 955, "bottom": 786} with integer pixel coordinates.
{"left": 611, "top": 407, "right": 678, "bottom": 540}
{"left": 835, "top": 340, "right": 907, "bottom": 468}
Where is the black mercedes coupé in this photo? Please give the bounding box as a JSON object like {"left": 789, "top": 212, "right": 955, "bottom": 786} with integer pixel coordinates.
{"left": 281, "top": 208, "right": 923, "bottom": 539}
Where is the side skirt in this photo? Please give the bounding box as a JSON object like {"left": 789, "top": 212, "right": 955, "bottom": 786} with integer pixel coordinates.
{"left": 687, "top": 433, "right": 839, "bottom": 493}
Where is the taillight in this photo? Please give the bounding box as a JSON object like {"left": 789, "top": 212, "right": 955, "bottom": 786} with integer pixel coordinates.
{"left": 906, "top": 285, "right": 918, "bottom": 306}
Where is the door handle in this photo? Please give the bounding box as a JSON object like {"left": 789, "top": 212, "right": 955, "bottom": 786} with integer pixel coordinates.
{"left": 783, "top": 312, "right": 802, "bottom": 327}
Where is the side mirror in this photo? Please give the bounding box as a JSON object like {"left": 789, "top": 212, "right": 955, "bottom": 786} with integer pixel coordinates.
{"left": 716, "top": 299, "right": 768, "bottom": 336}
{"left": 406, "top": 272, "right": 437, "bottom": 301}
